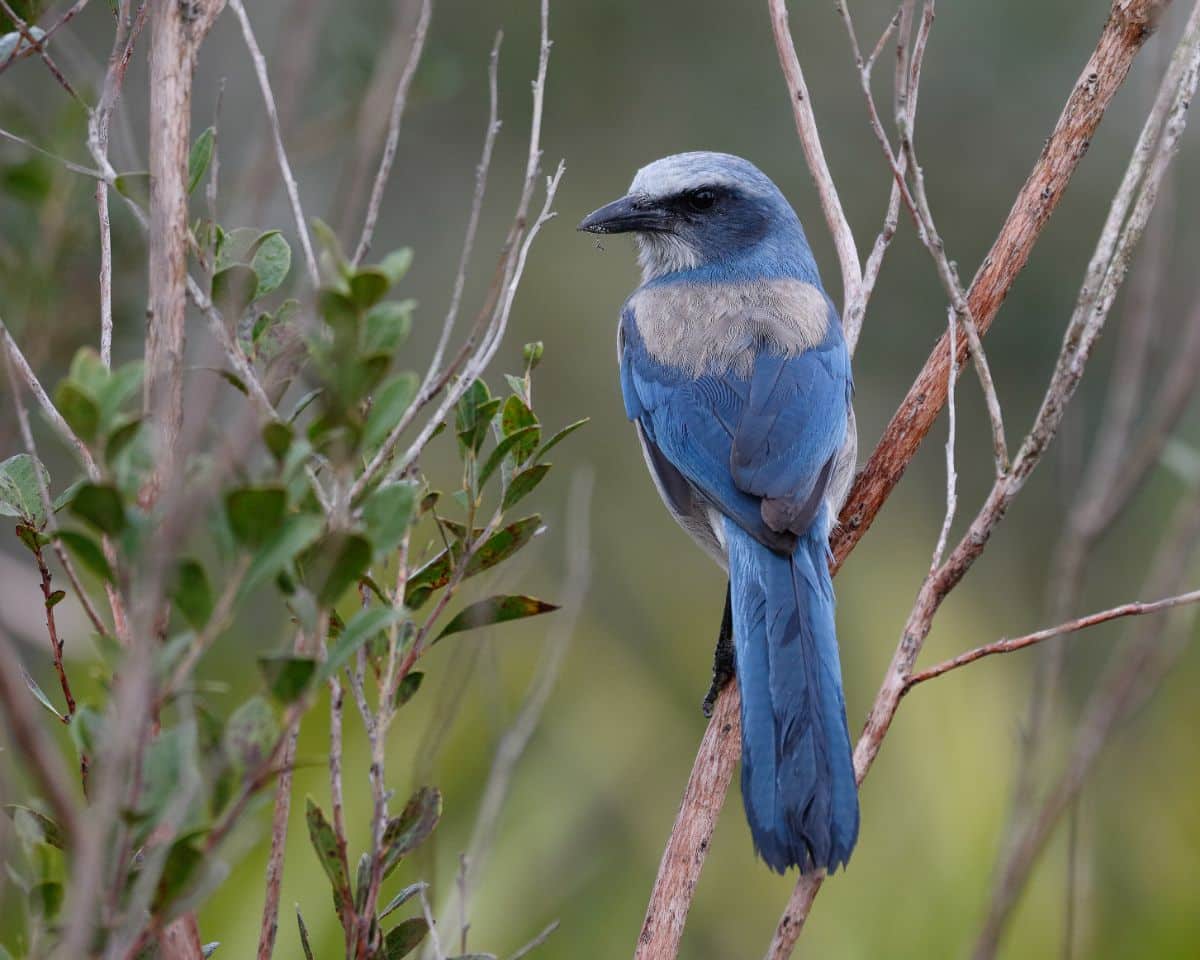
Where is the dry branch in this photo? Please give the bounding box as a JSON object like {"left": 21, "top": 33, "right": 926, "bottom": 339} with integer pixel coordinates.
{"left": 633, "top": 3, "right": 1172, "bottom": 957}
{"left": 831, "top": 0, "right": 1169, "bottom": 568}
{"left": 768, "top": 0, "right": 863, "bottom": 347}
{"left": 904, "top": 588, "right": 1200, "bottom": 688}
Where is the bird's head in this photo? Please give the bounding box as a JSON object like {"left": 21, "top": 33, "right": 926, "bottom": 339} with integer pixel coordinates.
{"left": 578, "top": 151, "right": 807, "bottom": 282}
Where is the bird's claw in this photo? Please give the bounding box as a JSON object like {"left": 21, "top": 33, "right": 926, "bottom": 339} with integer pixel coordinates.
{"left": 701, "top": 584, "right": 735, "bottom": 719}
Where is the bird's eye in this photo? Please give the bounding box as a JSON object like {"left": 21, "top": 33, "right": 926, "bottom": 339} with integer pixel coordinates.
{"left": 686, "top": 188, "right": 717, "bottom": 212}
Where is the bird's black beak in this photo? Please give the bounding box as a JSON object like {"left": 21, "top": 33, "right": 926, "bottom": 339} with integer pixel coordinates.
{"left": 577, "top": 194, "right": 671, "bottom": 235}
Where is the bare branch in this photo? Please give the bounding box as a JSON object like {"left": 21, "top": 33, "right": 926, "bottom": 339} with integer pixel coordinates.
{"left": 0, "top": 629, "right": 82, "bottom": 845}
{"left": 764, "top": 13, "right": 1200, "bottom": 954}
{"left": 228, "top": 0, "right": 320, "bottom": 287}
{"left": 0, "top": 318, "right": 100, "bottom": 479}
{"left": 442, "top": 469, "right": 592, "bottom": 938}
{"left": 352, "top": 0, "right": 433, "bottom": 266}
{"left": 905, "top": 588, "right": 1200, "bottom": 688}
{"left": 971, "top": 484, "right": 1200, "bottom": 959}
{"left": 768, "top": 0, "right": 863, "bottom": 347}
{"left": 0, "top": 0, "right": 85, "bottom": 105}
{"left": 633, "top": 4, "right": 1179, "bottom": 955}
{"left": 831, "top": 0, "right": 1170, "bottom": 570}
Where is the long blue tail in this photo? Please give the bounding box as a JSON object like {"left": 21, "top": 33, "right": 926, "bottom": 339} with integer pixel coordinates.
{"left": 726, "top": 511, "right": 859, "bottom": 873}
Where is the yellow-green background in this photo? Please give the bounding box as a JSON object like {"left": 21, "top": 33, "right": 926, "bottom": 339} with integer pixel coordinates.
{"left": 2, "top": 1, "right": 1199, "bottom": 957}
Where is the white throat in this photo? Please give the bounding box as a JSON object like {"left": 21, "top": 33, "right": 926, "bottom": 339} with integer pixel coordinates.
{"left": 635, "top": 233, "right": 700, "bottom": 282}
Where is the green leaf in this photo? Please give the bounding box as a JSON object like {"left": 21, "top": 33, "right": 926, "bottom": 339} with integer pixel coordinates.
{"left": 3, "top": 805, "right": 66, "bottom": 850}
{"left": 15, "top": 523, "right": 46, "bottom": 553}
{"left": 364, "top": 372, "right": 419, "bottom": 455}
{"left": 212, "top": 264, "right": 259, "bottom": 319}
{"left": 317, "top": 606, "right": 403, "bottom": 685}
{"left": 70, "top": 705, "right": 104, "bottom": 757}
{"left": 68, "top": 483, "right": 126, "bottom": 535}
{"left": 364, "top": 300, "right": 415, "bottom": 354}
{"left": 0, "top": 25, "right": 46, "bottom": 64}
{"left": 288, "top": 387, "right": 323, "bottom": 423}
{"left": 153, "top": 834, "right": 206, "bottom": 912}
{"left": 258, "top": 655, "right": 317, "bottom": 704}
{"left": 31, "top": 880, "right": 63, "bottom": 920}
{"left": 251, "top": 231, "right": 291, "bottom": 298}
{"left": 223, "top": 696, "right": 279, "bottom": 772}
{"left": 478, "top": 426, "right": 538, "bottom": 490}
{"left": 240, "top": 513, "right": 323, "bottom": 598}
{"left": 305, "top": 797, "right": 352, "bottom": 909}
{"left": 384, "top": 918, "right": 429, "bottom": 959}
{"left": 500, "top": 395, "right": 539, "bottom": 464}
{"left": 436, "top": 594, "right": 558, "bottom": 642}
{"left": 502, "top": 463, "right": 551, "bottom": 511}
{"left": 379, "top": 247, "right": 413, "bottom": 286}
{"left": 404, "top": 515, "right": 543, "bottom": 608}
{"left": 362, "top": 480, "right": 418, "bottom": 558}
{"left": 349, "top": 267, "right": 390, "bottom": 310}
{"left": 311, "top": 218, "right": 348, "bottom": 279}
{"left": 317, "top": 287, "right": 359, "bottom": 339}
{"left": 379, "top": 881, "right": 427, "bottom": 920}
{"left": 56, "top": 530, "right": 114, "bottom": 582}
{"left": 535, "top": 417, "right": 589, "bottom": 461}
{"left": 296, "top": 907, "right": 316, "bottom": 960}
{"left": 187, "top": 126, "right": 214, "bottom": 195}
{"left": 504, "top": 373, "right": 528, "bottom": 403}
{"left": 113, "top": 170, "right": 150, "bottom": 206}
{"left": 52, "top": 478, "right": 84, "bottom": 513}
{"left": 215, "top": 226, "right": 260, "bottom": 272}
{"left": 53, "top": 381, "right": 100, "bottom": 443}
{"left": 46, "top": 589, "right": 65, "bottom": 608}
{"left": 382, "top": 786, "right": 441, "bottom": 878}
{"left": 172, "top": 558, "right": 214, "bottom": 630}
{"left": 105, "top": 417, "right": 143, "bottom": 465}
{"left": 0, "top": 453, "right": 49, "bottom": 526}
{"left": 262, "top": 420, "right": 293, "bottom": 462}
{"left": 302, "top": 532, "right": 371, "bottom": 607}
{"left": 224, "top": 486, "right": 286, "bottom": 548}
{"left": 393, "top": 671, "right": 423, "bottom": 708}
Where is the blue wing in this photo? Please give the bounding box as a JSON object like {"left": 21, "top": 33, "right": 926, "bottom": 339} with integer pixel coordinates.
{"left": 620, "top": 302, "right": 850, "bottom": 551}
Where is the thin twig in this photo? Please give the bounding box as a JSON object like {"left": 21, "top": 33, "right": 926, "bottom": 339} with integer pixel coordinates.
{"left": 0, "top": 0, "right": 86, "bottom": 105}
{"left": 0, "top": 630, "right": 81, "bottom": 845}
{"left": 228, "top": 0, "right": 320, "bottom": 286}
{"left": 440, "top": 469, "right": 591, "bottom": 937}
{"left": 768, "top": 0, "right": 864, "bottom": 346}
{"left": 831, "top": 0, "right": 1170, "bottom": 570}
{"left": 766, "top": 13, "right": 1199, "bottom": 953}
{"left": 971, "top": 483, "right": 1200, "bottom": 959}
{"left": 351, "top": 0, "right": 433, "bottom": 266}
{"left": 508, "top": 921, "right": 560, "bottom": 960}
{"left": 904, "top": 588, "right": 1200, "bottom": 688}
{"left": 632, "top": 2, "right": 1165, "bottom": 954}
{"left": 0, "top": 0, "right": 90, "bottom": 75}
{"left": 1, "top": 323, "right": 110, "bottom": 640}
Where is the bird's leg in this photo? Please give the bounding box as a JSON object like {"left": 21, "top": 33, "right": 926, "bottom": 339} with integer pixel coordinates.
{"left": 701, "top": 583, "right": 735, "bottom": 719}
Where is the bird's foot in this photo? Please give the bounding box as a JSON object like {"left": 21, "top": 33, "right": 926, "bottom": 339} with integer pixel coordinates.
{"left": 701, "top": 584, "right": 735, "bottom": 719}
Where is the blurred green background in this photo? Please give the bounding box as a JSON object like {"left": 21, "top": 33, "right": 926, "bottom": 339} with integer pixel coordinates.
{"left": 3, "top": 0, "right": 1200, "bottom": 957}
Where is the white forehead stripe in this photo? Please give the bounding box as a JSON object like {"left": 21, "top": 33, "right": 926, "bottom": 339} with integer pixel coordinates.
{"left": 629, "top": 151, "right": 776, "bottom": 201}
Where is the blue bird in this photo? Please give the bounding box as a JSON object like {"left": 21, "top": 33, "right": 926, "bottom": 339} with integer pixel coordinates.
{"left": 579, "top": 152, "right": 859, "bottom": 873}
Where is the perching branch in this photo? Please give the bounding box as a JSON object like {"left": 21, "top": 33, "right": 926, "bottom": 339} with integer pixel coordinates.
{"left": 633, "top": 3, "right": 1173, "bottom": 957}
{"left": 831, "top": 0, "right": 1170, "bottom": 570}
{"left": 768, "top": 7, "right": 1196, "bottom": 952}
